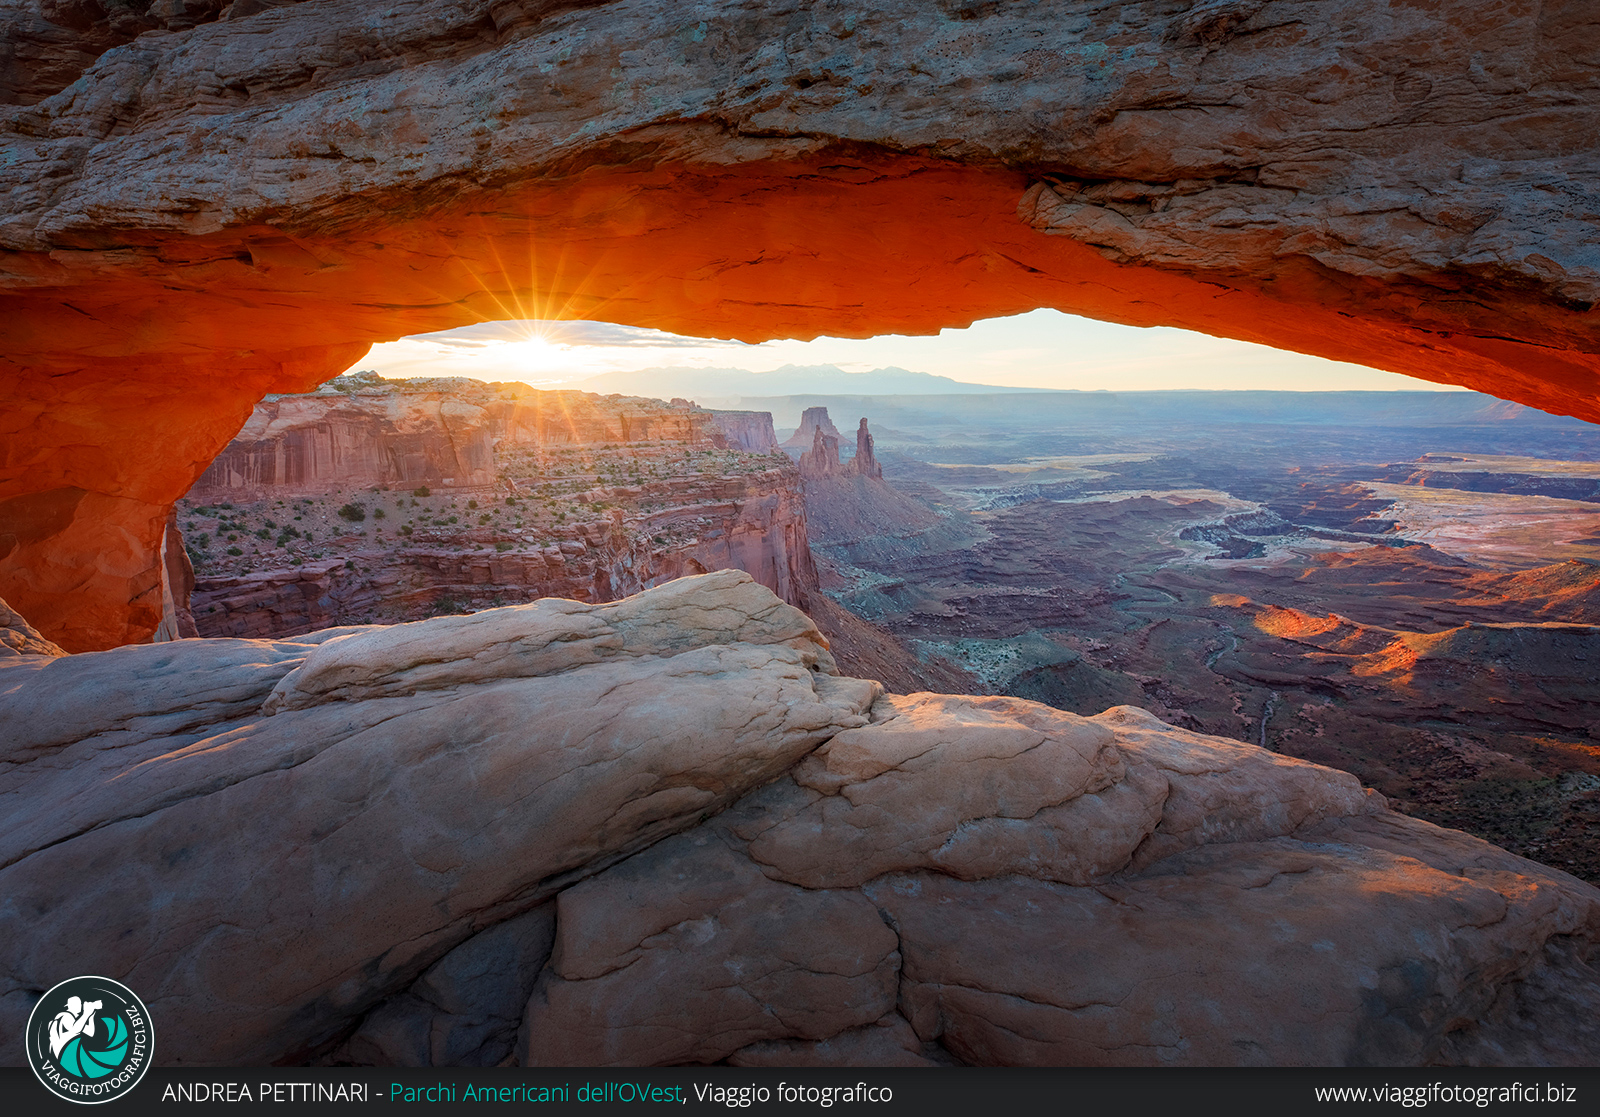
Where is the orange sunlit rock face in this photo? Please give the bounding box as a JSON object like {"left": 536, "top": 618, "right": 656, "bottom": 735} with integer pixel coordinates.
{"left": 3, "top": 0, "right": 1598, "bottom": 648}
{"left": 1, "top": 345, "right": 365, "bottom": 649}
{"left": 6, "top": 157, "right": 1599, "bottom": 650}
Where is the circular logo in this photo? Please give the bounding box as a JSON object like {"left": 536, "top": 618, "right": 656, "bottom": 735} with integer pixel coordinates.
{"left": 25, "top": 976, "right": 154, "bottom": 1105}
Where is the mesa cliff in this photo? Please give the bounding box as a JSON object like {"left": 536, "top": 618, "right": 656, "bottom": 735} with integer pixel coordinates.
{"left": 172, "top": 373, "right": 819, "bottom": 634}
{"left": 187, "top": 372, "right": 714, "bottom": 501}
{"left": 2, "top": 572, "right": 1597, "bottom": 1067}
{"left": 3, "top": 0, "right": 1599, "bottom": 648}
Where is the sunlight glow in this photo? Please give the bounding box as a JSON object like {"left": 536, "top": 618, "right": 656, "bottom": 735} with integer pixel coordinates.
{"left": 348, "top": 309, "right": 1466, "bottom": 395}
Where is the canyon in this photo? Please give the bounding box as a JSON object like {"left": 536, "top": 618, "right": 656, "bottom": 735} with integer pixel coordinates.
{"left": 172, "top": 377, "right": 961, "bottom": 695}
{"left": 775, "top": 391, "right": 1600, "bottom": 885}
{"left": 3, "top": 0, "right": 1600, "bottom": 1074}
{"left": 3, "top": 0, "right": 1600, "bottom": 647}
{"left": 162, "top": 379, "right": 1600, "bottom": 904}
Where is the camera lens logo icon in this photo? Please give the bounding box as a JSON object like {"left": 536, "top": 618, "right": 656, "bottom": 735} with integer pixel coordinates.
{"left": 26, "top": 976, "right": 154, "bottom": 1104}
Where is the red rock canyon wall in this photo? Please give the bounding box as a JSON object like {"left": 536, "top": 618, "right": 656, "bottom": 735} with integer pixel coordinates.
{"left": 179, "top": 375, "right": 819, "bottom": 632}
{"left": 187, "top": 375, "right": 713, "bottom": 502}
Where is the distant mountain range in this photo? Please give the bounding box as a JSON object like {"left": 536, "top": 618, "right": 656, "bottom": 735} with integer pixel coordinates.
{"left": 563, "top": 364, "right": 1045, "bottom": 403}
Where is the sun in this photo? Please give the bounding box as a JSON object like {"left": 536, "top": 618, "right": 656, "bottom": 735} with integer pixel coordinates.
{"left": 494, "top": 329, "right": 573, "bottom": 376}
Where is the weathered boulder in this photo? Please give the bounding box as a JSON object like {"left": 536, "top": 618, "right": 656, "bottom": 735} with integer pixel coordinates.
{"left": 515, "top": 696, "right": 1600, "bottom": 1067}
{"left": 262, "top": 567, "right": 840, "bottom": 710}
{"left": 0, "top": 572, "right": 877, "bottom": 1064}
{"left": 3, "top": 573, "right": 1598, "bottom": 1067}
{"left": 873, "top": 839, "right": 1577, "bottom": 1066}
{"left": 4, "top": 0, "right": 1599, "bottom": 647}
{"left": 734, "top": 699, "right": 1377, "bottom": 889}
{"left": 520, "top": 831, "right": 902, "bottom": 1067}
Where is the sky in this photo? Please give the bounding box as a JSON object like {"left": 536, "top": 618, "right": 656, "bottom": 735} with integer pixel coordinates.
{"left": 345, "top": 309, "right": 1464, "bottom": 394}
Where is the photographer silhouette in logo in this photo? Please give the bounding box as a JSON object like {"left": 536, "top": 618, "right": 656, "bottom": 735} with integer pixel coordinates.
{"left": 48, "top": 995, "right": 102, "bottom": 1059}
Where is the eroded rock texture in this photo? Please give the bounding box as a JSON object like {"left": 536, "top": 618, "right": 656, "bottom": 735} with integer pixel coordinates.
{"left": 518, "top": 697, "right": 1600, "bottom": 1067}
{"left": 187, "top": 374, "right": 718, "bottom": 502}
{"left": 2, "top": 574, "right": 1597, "bottom": 1067}
{"left": 0, "top": 572, "right": 878, "bottom": 1064}
{"left": 175, "top": 373, "right": 821, "bottom": 635}
{"left": 3, "top": 0, "right": 1598, "bottom": 647}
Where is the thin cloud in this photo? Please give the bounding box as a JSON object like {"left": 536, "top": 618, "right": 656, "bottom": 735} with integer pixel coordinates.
{"left": 408, "top": 320, "right": 748, "bottom": 350}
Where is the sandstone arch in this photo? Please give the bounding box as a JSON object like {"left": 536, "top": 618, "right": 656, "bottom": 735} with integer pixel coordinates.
{"left": 3, "top": 0, "right": 1597, "bottom": 649}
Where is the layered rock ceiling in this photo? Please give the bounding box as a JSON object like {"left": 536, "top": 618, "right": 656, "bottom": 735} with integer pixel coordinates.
{"left": 3, "top": 0, "right": 1599, "bottom": 649}
{"left": 4, "top": 573, "right": 1598, "bottom": 1066}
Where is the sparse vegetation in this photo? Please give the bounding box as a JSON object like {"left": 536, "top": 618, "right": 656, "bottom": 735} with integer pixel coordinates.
{"left": 338, "top": 503, "right": 365, "bottom": 522}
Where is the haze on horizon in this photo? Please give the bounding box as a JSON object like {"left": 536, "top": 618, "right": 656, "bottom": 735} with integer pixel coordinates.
{"left": 347, "top": 309, "right": 1467, "bottom": 395}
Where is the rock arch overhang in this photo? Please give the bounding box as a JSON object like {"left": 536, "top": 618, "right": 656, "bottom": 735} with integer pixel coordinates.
{"left": 2, "top": 0, "right": 1597, "bottom": 650}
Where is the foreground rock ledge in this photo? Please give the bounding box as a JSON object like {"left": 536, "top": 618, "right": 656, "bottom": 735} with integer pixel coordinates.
{"left": 2, "top": 573, "right": 1597, "bottom": 1066}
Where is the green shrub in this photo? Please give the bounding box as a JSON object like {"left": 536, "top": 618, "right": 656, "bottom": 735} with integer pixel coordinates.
{"left": 226, "top": 546, "right": 243, "bottom": 556}
{"left": 467, "top": 499, "right": 478, "bottom": 509}
{"left": 374, "top": 509, "right": 385, "bottom": 520}
{"left": 338, "top": 503, "right": 365, "bottom": 522}
{"left": 413, "top": 485, "right": 431, "bottom": 498}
